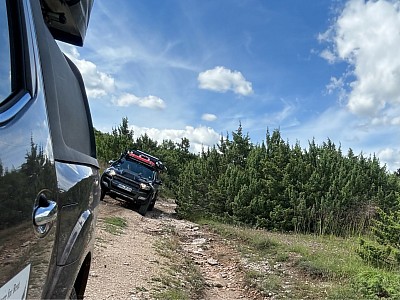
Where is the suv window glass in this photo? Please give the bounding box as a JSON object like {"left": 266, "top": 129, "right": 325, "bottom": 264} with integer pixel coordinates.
{"left": 116, "top": 159, "right": 155, "bottom": 180}
{"left": 0, "top": 1, "right": 11, "bottom": 102}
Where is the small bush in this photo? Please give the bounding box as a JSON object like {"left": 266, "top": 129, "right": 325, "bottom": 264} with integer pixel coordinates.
{"left": 357, "top": 209, "right": 400, "bottom": 271}
{"left": 354, "top": 270, "right": 400, "bottom": 299}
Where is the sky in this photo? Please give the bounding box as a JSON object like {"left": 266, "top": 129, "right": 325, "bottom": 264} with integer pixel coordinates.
{"left": 59, "top": 0, "right": 400, "bottom": 171}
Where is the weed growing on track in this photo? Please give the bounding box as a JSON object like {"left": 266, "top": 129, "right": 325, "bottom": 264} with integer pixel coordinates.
{"left": 103, "top": 216, "right": 127, "bottom": 235}
{"left": 152, "top": 230, "right": 204, "bottom": 300}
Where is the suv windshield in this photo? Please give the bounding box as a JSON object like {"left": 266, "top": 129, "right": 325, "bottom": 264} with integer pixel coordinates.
{"left": 115, "top": 159, "right": 155, "bottom": 180}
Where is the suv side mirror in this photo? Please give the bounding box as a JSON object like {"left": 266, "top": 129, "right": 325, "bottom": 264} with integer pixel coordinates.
{"left": 155, "top": 179, "right": 162, "bottom": 185}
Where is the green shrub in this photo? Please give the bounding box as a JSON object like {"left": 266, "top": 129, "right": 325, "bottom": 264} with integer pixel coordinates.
{"left": 354, "top": 270, "right": 400, "bottom": 299}
{"left": 357, "top": 209, "right": 400, "bottom": 270}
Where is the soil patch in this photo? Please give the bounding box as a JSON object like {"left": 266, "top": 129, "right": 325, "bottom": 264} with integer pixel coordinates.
{"left": 85, "top": 196, "right": 264, "bottom": 299}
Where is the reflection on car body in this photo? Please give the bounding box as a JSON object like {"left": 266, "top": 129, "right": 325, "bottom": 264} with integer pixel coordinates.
{"left": 0, "top": 0, "right": 99, "bottom": 298}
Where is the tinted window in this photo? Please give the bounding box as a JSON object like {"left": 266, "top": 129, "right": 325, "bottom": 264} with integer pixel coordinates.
{"left": 0, "top": 1, "right": 11, "bottom": 102}
{"left": 115, "top": 159, "right": 155, "bottom": 180}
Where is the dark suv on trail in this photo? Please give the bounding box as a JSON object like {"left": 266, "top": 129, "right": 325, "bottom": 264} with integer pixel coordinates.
{"left": 101, "top": 150, "right": 165, "bottom": 215}
{"left": 0, "top": 0, "right": 98, "bottom": 299}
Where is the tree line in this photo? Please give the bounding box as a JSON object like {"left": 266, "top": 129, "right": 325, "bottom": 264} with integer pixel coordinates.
{"left": 95, "top": 118, "right": 400, "bottom": 237}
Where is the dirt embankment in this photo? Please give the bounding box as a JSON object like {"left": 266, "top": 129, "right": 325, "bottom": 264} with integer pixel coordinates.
{"left": 85, "top": 196, "right": 265, "bottom": 300}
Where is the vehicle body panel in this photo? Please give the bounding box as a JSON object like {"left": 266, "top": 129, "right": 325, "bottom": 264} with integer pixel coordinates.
{"left": 0, "top": 0, "right": 99, "bottom": 298}
{"left": 41, "top": 0, "right": 94, "bottom": 46}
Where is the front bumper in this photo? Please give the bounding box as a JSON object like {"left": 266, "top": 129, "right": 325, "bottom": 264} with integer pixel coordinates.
{"left": 101, "top": 175, "right": 150, "bottom": 204}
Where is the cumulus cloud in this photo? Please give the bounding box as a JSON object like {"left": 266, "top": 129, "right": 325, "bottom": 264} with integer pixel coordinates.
{"left": 377, "top": 148, "right": 400, "bottom": 171}
{"left": 59, "top": 43, "right": 167, "bottom": 109}
{"left": 113, "top": 93, "right": 166, "bottom": 109}
{"left": 202, "top": 113, "right": 218, "bottom": 122}
{"left": 198, "top": 66, "right": 253, "bottom": 96}
{"left": 130, "top": 125, "right": 220, "bottom": 153}
{"left": 60, "top": 44, "right": 115, "bottom": 98}
{"left": 320, "top": 0, "right": 400, "bottom": 119}
{"left": 368, "top": 103, "right": 400, "bottom": 126}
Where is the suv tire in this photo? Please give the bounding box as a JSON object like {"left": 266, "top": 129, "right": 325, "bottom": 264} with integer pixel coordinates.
{"left": 148, "top": 192, "right": 158, "bottom": 211}
{"left": 100, "top": 189, "right": 106, "bottom": 201}
{"left": 138, "top": 198, "right": 151, "bottom": 216}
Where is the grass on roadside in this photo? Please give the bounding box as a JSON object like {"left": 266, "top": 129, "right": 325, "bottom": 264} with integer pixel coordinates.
{"left": 152, "top": 230, "right": 204, "bottom": 300}
{"left": 198, "top": 219, "right": 400, "bottom": 299}
{"left": 103, "top": 216, "right": 127, "bottom": 235}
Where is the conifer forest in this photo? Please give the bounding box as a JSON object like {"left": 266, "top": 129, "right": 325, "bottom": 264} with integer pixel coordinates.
{"left": 94, "top": 118, "right": 400, "bottom": 239}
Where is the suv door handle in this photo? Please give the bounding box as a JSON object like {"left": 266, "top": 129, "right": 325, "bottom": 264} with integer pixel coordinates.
{"left": 33, "top": 193, "right": 57, "bottom": 235}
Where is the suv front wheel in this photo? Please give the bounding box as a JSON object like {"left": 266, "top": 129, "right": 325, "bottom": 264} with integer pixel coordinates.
{"left": 148, "top": 192, "right": 158, "bottom": 211}
{"left": 138, "top": 196, "right": 152, "bottom": 216}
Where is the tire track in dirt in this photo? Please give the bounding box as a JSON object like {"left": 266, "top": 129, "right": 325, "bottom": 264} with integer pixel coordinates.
{"left": 85, "top": 196, "right": 264, "bottom": 299}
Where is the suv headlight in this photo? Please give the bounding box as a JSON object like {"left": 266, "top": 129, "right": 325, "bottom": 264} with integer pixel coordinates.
{"left": 107, "top": 169, "right": 116, "bottom": 176}
{"left": 139, "top": 183, "right": 151, "bottom": 190}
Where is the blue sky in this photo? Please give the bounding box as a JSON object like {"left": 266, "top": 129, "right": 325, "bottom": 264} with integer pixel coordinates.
{"left": 60, "top": 0, "right": 400, "bottom": 171}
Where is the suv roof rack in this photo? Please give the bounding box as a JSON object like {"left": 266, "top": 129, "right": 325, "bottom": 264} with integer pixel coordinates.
{"left": 135, "top": 150, "right": 160, "bottom": 161}
{"left": 126, "top": 150, "right": 166, "bottom": 171}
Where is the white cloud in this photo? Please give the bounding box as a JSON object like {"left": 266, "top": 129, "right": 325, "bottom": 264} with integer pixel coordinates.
{"left": 281, "top": 104, "right": 400, "bottom": 171}
{"left": 326, "top": 76, "right": 344, "bottom": 95}
{"left": 320, "top": 49, "right": 336, "bottom": 64}
{"left": 77, "top": 60, "right": 115, "bottom": 98}
{"left": 113, "top": 93, "right": 166, "bottom": 109}
{"left": 59, "top": 43, "right": 167, "bottom": 110}
{"left": 320, "top": 0, "right": 400, "bottom": 119}
{"left": 130, "top": 125, "right": 220, "bottom": 153}
{"left": 377, "top": 148, "right": 400, "bottom": 171}
{"left": 202, "top": 113, "right": 217, "bottom": 121}
{"left": 369, "top": 104, "right": 400, "bottom": 125}
{"left": 59, "top": 43, "right": 115, "bottom": 98}
{"left": 198, "top": 66, "right": 253, "bottom": 96}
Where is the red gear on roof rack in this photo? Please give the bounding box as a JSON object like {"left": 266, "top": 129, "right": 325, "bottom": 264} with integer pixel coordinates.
{"left": 128, "top": 151, "right": 156, "bottom": 167}
{"left": 125, "top": 150, "right": 166, "bottom": 171}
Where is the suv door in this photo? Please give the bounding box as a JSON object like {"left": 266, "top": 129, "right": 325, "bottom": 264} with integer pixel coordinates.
{"left": 0, "top": 0, "right": 99, "bottom": 298}
{"left": 0, "top": 0, "right": 58, "bottom": 298}
{"left": 31, "top": 0, "right": 100, "bottom": 297}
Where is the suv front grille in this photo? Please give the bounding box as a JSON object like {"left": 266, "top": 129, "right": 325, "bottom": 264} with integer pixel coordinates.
{"left": 113, "top": 174, "right": 140, "bottom": 189}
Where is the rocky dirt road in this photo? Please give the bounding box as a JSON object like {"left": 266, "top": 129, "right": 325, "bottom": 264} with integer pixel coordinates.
{"left": 85, "top": 196, "right": 265, "bottom": 300}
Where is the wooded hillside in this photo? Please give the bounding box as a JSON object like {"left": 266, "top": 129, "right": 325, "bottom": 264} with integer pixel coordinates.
{"left": 95, "top": 118, "right": 400, "bottom": 296}
{"left": 95, "top": 118, "right": 400, "bottom": 237}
